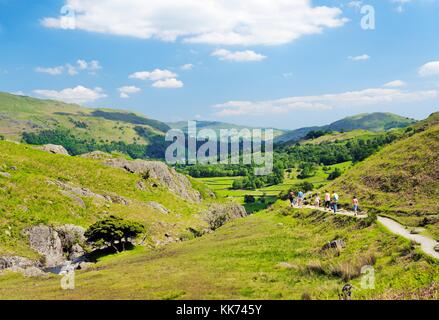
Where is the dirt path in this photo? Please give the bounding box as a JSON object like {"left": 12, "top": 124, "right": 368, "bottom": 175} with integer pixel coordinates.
{"left": 297, "top": 204, "right": 439, "bottom": 259}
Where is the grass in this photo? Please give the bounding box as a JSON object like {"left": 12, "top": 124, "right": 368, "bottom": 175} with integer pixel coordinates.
{"left": 0, "top": 204, "right": 437, "bottom": 300}
{"left": 326, "top": 123, "right": 439, "bottom": 239}
{"left": 0, "top": 140, "right": 211, "bottom": 258}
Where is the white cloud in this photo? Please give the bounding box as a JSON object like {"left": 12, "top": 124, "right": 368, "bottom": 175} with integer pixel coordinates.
{"left": 213, "top": 87, "right": 438, "bottom": 117}
{"left": 419, "top": 61, "right": 439, "bottom": 77}
{"left": 212, "top": 49, "right": 267, "bottom": 62}
{"left": 66, "top": 64, "right": 78, "bottom": 76}
{"left": 181, "top": 64, "right": 194, "bottom": 71}
{"left": 34, "top": 86, "right": 106, "bottom": 104}
{"left": 129, "top": 69, "right": 177, "bottom": 81}
{"left": 35, "top": 66, "right": 64, "bottom": 75}
{"left": 118, "top": 86, "right": 141, "bottom": 98}
{"left": 41, "top": 0, "right": 347, "bottom": 46}
{"left": 152, "top": 78, "right": 183, "bottom": 89}
{"left": 383, "top": 80, "right": 406, "bottom": 87}
{"left": 348, "top": 54, "right": 370, "bottom": 61}
{"left": 35, "top": 60, "right": 101, "bottom": 76}
{"left": 130, "top": 68, "right": 183, "bottom": 89}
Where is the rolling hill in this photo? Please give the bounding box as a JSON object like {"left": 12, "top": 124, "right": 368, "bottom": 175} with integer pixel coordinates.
{"left": 276, "top": 113, "right": 416, "bottom": 144}
{"left": 168, "top": 120, "right": 286, "bottom": 137}
{"left": 0, "top": 92, "right": 170, "bottom": 146}
{"left": 326, "top": 112, "right": 439, "bottom": 238}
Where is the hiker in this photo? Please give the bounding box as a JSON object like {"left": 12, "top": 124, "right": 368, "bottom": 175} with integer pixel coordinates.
{"left": 314, "top": 193, "right": 321, "bottom": 208}
{"left": 288, "top": 191, "right": 296, "bottom": 207}
{"left": 297, "top": 190, "right": 304, "bottom": 208}
{"left": 353, "top": 196, "right": 359, "bottom": 215}
{"left": 324, "top": 191, "right": 331, "bottom": 210}
{"left": 331, "top": 191, "right": 339, "bottom": 214}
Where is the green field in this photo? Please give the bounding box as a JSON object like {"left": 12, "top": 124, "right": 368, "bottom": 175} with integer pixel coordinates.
{"left": 1, "top": 206, "right": 437, "bottom": 300}
{"left": 196, "top": 162, "right": 353, "bottom": 212}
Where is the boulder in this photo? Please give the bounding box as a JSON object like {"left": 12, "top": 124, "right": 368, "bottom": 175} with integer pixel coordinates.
{"left": 23, "top": 225, "right": 64, "bottom": 267}
{"left": 148, "top": 201, "right": 170, "bottom": 214}
{"left": 202, "top": 202, "right": 248, "bottom": 230}
{"left": 0, "top": 256, "right": 37, "bottom": 270}
{"left": 38, "top": 144, "right": 70, "bottom": 156}
{"left": 0, "top": 256, "right": 46, "bottom": 277}
{"left": 23, "top": 224, "right": 86, "bottom": 267}
{"left": 0, "top": 172, "right": 11, "bottom": 179}
{"left": 322, "top": 239, "right": 346, "bottom": 251}
{"left": 105, "top": 158, "right": 201, "bottom": 202}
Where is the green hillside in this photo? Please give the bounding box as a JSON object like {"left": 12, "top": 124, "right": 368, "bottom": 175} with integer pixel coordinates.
{"left": 326, "top": 113, "right": 439, "bottom": 238}
{"left": 0, "top": 92, "right": 169, "bottom": 146}
{"left": 276, "top": 112, "right": 416, "bottom": 144}
{"left": 0, "top": 140, "right": 217, "bottom": 258}
{"left": 1, "top": 205, "right": 437, "bottom": 299}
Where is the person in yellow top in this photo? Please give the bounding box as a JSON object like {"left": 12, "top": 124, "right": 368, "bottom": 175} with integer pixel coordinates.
{"left": 331, "top": 191, "right": 339, "bottom": 214}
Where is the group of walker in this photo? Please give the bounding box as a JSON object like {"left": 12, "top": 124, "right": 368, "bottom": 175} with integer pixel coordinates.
{"left": 288, "top": 190, "right": 360, "bottom": 216}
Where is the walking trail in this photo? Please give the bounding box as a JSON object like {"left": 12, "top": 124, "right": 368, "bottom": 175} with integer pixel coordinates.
{"left": 297, "top": 204, "right": 439, "bottom": 259}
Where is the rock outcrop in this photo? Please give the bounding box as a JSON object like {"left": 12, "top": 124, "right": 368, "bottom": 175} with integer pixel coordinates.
{"left": 37, "top": 144, "right": 70, "bottom": 156}
{"left": 105, "top": 158, "right": 201, "bottom": 203}
{"left": 202, "top": 202, "right": 248, "bottom": 230}
{"left": 0, "top": 256, "right": 45, "bottom": 277}
{"left": 148, "top": 201, "right": 170, "bottom": 214}
{"left": 23, "top": 224, "right": 86, "bottom": 267}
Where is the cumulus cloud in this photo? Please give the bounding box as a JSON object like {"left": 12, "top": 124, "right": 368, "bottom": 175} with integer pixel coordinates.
{"left": 152, "top": 78, "right": 183, "bottom": 89}
{"left": 41, "top": 0, "right": 347, "bottom": 46}
{"left": 129, "top": 69, "right": 177, "bottom": 81}
{"left": 130, "top": 68, "right": 183, "bottom": 89}
{"left": 383, "top": 80, "right": 406, "bottom": 87}
{"left": 35, "top": 66, "right": 64, "bottom": 75}
{"left": 348, "top": 54, "right": 370, "bottom": 61}
{"left": 212, "top": 49, "right": 266, "bottom": 62}
{"left": 118, "top": 86, "right": 141, "bottom": 98}
{"left": 419, "top": 61, "right": 439, "bottom": 77}
{"left": 35, "top": 59, "right": 101, "bottom": 76}
{"left": 34, "top": 86, "right": 106, "bottom": 104}
{"left": 213, "top": 87, "right": 438, "bottom": 117}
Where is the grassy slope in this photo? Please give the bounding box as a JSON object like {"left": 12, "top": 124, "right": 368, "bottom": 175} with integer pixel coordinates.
{"left": 326, "top": 118, "right": 439, "bottom": 238}
{"left": 0, "top": 140, "right": 210, "bottom": 258}
{"left": 0, "top": 205, "right": 437, "bottom": 300}
{"left": 0, "top": 92, "right": 167, "bottom": 145}
{"left": 276, "top": 112, "right": 415, "bottom": 144}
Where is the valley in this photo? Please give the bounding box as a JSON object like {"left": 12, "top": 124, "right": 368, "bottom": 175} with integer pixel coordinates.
{"left": 0, "top": 93, "right": 438, "bottom": 300}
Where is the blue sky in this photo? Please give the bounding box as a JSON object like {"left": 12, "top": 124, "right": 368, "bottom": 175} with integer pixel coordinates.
{"left": 1, "top": 0, "right": 439, "bottom": 129}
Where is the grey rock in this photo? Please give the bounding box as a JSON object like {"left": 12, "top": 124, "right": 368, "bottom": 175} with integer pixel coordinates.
{"left": 148, "top": 201, "right": 170, "bottom": 214}
{"left": 202, "top": 203, "right": 248, "bottom": 230}
{"left": 105, "top": 158, "right": 201, "bottom": 203}
{"left": 0, "top": 256, "right": 38, "bottom": 270}
{"left": 38, "top": 144, "right": 70, "bottom": 156}
{"left": 60, "top": 190, "right": 86, "bottom": 208}
{"left": 24, "top": 224, "right": 86, "bottom": 268}
{"left": 322, "top": 239, "right": 346, "bottom": 251}
{"left": 0, "top": 172, "right": 11, "bottom": 178}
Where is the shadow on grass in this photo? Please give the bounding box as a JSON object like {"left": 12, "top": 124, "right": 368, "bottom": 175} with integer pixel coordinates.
{"left": 86, "top": 242, "right": 136, "bottom": 262}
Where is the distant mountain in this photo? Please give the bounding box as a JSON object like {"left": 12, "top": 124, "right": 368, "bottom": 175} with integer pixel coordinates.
{"left": 168, "top": 120, "right": 286, "bottom": 137}
{"left": 275, "top": 112, "right": 417, "bottom": 144}
{"left": 0, "top": 92, "right": 170, "bottom": 145}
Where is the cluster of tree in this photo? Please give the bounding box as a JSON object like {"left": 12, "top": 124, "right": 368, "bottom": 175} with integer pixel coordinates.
{"left": 22, "top": 128, "right": 165, "bottom": 159}
{"left": 276, "top": 131, "right": 401, "bottom": 167}
{"left": 177, "top": 164, "right": 251, "bottom": 178}
{"left": 231, "top": 161, "right": 284, "bottom": 190}
{"left": 327, "top": 167, "right": 342, "bottom": 180}
{"left": 304, "top": 129, "right": 332, "bottom": 140}
{"left": 69, "top": 117, "right": 88, "bottom": 129}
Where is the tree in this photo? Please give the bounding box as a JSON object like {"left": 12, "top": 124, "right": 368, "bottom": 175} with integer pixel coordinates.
{"left": 85, "top": 215, "right": 145, "bottom": 252}
{"left": 327, "top": 167, "right": 342, "bottom": 180}
{"left": 244, "top": 195, "right": 256, "bottom": 203}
